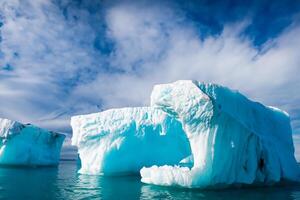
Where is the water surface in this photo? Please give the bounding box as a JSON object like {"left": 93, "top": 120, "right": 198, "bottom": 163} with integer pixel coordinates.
{"left": 0, "top": 161, "right": 299, "bottom": 200}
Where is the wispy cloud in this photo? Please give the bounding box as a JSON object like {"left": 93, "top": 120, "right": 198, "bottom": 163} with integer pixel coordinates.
{"left": 0, "top": 0, "right": 106, "bottom": 129}
{"left": 74, "top": 2, "right": 300, "bottom": 120}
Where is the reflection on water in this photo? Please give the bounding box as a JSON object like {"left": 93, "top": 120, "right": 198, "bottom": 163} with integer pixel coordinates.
{"left": 140, "top": 184, "right": 300, "bottom": 200}
{"left": 0, "top": 161, "right": 299, "bottom": 200}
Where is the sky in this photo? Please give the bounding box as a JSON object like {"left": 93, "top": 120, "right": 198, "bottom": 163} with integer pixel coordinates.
{"left": 0, "top": 0, "right": 300, "bottom": 160}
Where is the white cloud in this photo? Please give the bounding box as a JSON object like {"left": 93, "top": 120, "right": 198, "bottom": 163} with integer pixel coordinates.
{"left": 0, "top": 0, "right": 105, "bottom": 128}
{"left": 74, "top": 3, "right": 300, "bottom": 115}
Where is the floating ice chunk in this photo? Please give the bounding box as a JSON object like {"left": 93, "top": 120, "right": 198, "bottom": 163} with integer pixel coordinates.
{"left": 141, "top": 80, "right": 300, "bottom": 188}
{"left": 0, "top": 118, "right": 65, "bottom": 166}
{"left": 71, "top": 107, "right": 191, "bottom": 175}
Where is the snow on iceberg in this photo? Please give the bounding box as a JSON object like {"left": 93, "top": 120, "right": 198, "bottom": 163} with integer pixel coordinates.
{"left": 0, "top": 118, "right": 65, "bottom": 166}
{"left": 71, "top": 80, "right": 300, "bottom": 188}
{"left": 71, "top": 107, "right": 191, "bottom": 175}
{"left": 141, "top": 80, "right": 300, "bottom": 188}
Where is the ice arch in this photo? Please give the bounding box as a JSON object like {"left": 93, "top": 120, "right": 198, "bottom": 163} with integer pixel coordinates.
{"left": 140, "top": 80, "right": 300, "bottom": 188}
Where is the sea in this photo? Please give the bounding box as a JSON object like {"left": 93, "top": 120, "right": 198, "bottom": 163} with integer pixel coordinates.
{"left": 0, "top": 161, "right": 299, "bottom": 200}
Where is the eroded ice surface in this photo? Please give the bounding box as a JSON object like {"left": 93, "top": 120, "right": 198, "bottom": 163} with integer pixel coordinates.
{"left": 71, "top": 107, "right": 191, "bottom": 175}
{"left": 71, "top": 80, "right": 300, "bottom": 188}
{"left": 141, "top": 80, "right": 300, "bottom": 188}
{"left": 0, "top": 118, "right": 65, "bottom": 166}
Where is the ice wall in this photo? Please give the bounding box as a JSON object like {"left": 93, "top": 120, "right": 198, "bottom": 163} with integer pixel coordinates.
{"left": 0, "top": 118, "right": 65, "bottom": 166}
{"left": 71, "top": 107, "right": 191, "bottom": 175}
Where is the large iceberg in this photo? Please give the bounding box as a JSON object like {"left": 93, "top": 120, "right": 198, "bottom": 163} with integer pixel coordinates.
{"left": 0, "top": 118, "right": 65, "bottom": 166}
{"left": 71, "top": 80, "right": 300, "bottom": 188}
{"left": 141, "top": 80, "right": 300, "bottom": 187}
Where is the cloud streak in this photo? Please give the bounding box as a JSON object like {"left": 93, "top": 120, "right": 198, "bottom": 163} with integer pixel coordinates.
{"left": 75, "top": 3, "right": 300, "bottom": 115}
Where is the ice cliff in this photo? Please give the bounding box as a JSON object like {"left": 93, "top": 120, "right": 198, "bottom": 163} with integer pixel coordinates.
{"left": 0, "top": 118, "right": 65, "bottom": 166}
{"left": 71, "top": 80, "right": 300, "bottom": 188}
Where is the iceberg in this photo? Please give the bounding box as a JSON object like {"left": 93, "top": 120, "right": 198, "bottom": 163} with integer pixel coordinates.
{"left": 71, "top": 80, "right": 300, "bottom": 188}
{"left": 141, "top": 80, "right": 300, "bottom": 187}
{"left": 0, "top": 118, "right": 65, "bottom": 166}
{"left": 71, "top": 107, "right": 191, "bottom": 175}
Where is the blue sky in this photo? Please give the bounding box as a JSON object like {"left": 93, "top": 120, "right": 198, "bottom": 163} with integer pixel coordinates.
{"left": 0, "top": 0, "right": 300, "bottom": 159}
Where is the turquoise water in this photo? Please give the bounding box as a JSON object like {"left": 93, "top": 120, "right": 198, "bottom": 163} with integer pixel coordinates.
{"left": 0, "top": 161, "right": 299, "bottom": 200}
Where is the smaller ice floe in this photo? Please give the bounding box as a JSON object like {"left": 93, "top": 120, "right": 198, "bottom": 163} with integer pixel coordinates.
{"left": 0, "top": 118, "right": 65, "bottom": 166}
